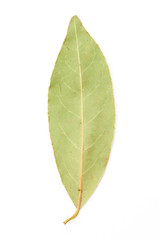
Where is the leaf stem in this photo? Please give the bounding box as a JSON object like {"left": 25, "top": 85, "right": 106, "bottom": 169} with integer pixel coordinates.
{"left": 63, "top": 189, "right": 82, "bottom": 224}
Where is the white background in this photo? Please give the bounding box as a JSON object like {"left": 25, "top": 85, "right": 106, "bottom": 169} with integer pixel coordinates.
{"left": 0, "top": 0, "right": 160, "bottom": 239}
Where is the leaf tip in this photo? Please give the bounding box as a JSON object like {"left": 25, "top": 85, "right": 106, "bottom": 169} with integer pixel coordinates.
{"left": 70, "top": 15, "right": 81, "bottom": 23}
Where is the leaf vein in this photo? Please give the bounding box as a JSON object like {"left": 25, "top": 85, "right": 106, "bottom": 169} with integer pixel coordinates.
{"left": 58, "top": 123, "right": 80, "bottom": 150}
{"left": 57, "top": 95, "right": 81, "bottom": 119}
{"left": 85, "top": 101, "right": 107, "bottom": 126}
{"left": 65, "top": 60, "right": 78, "bottom": 73}
{"left": 84, "top": 130, "right": 106, "bottom": 151}
{"left": 63, "top": 161, "right": 78, "bottom": 184}
{"left": 83, "top": 151, "right": 107, "bottom": 175}
{"left": 84, "top": 75, "right": 104, "bottom": 99}
{"left": 82, "top": 49, "right": 96, "bottom": 73}
{"left": 63, "top": 81, "right": 79, "bottom": 94}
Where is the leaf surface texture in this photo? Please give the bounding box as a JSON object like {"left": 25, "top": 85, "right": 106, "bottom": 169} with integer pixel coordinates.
{"left": 48, "top": 16, "right": 115, "bottom": 223}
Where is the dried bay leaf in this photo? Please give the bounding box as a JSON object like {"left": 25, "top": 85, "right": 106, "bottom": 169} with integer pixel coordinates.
{"left": 48, "top": 16, "right": 115, "bottom": 224}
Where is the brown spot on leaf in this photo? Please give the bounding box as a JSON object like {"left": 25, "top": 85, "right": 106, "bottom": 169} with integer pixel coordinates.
{"left": 63, "top": 43, "right": 69, "bottom": 50}
{"left": 105, "top": 154, "right": 110, "bottom": 167}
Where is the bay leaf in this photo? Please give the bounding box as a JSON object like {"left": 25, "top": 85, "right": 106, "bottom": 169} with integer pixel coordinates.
{"left": 48, "top": 15, "right": 115, "bottom": 224}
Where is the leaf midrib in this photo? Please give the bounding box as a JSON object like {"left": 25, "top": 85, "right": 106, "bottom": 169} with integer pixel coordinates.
{"left": 74, "top": 17, "right": 84, "bottom": 213}
{"left": 63, "top": 17, "right": 84, "bottom": 224}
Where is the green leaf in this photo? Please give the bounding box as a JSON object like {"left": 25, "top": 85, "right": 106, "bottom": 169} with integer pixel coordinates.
{"left": 48, "top": 15, "right": 115, "bottom": 224}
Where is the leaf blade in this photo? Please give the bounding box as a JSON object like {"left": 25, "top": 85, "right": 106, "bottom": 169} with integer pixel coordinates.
{"left": 48, "top": 15, "right": 115, "bottom": 223}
